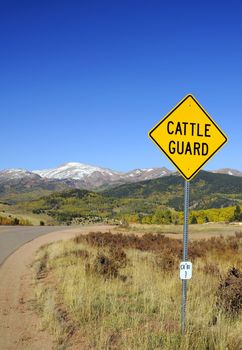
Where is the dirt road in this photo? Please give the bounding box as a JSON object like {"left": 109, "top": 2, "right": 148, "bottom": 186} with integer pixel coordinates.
{"left": 0, "top": 225, "right": 111, "bottom": 350}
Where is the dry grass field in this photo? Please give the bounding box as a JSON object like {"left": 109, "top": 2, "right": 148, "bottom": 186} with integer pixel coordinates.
{"left": 32, "top": 229, "right": 242, "bottom": 350}
{"left": 117, "top": 223, "right": 242, "bottom": 239}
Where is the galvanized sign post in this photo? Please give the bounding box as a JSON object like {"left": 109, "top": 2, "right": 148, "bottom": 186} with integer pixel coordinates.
{"left": 181, "top": 180, "right": 190, "bottom": 333}
{"left": 148, "top": 94, "right": 228, "bottom": 333}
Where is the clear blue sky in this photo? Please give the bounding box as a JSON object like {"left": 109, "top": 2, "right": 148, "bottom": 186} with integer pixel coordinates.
{"left": 1, "top": 0, "right": 241, "bottom": 172}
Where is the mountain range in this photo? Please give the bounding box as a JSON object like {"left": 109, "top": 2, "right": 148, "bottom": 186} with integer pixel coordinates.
{"left": 2, "top": 162, "right": 242, "bottom": 183}
{"left": 0, "top": 162, "right": 242, "bottom": 203}
{"left": 0, "top": 162, "right": 172, "bottom": 199}
{"left": 33, "top": 162, "right": 172, "bottom": 186}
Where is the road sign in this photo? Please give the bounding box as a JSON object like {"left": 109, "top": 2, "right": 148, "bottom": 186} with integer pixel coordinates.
{"left": 149, "top": 94, "right": 228, "bottom": 180}
{"left": 180, "top": 262, "right": 192, "bottom": 279}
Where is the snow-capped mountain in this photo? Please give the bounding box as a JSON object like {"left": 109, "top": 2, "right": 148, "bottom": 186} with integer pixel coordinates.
{"left": 210, "top": 168, "right": 242, "bottom": 177}
{"left": 125, "top": 167, "right": 171, "bottom": 181}
{"left": 0, "top": 169, "right": 41, "bottom": 181}
{"left": 33, "top": 162, "right": 122, "bottom": 181}
{"left": 32, "top": 162, "right": 172, "bottom": 187}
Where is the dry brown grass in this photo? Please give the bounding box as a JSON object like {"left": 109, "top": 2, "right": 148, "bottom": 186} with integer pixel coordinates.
{"left": 74, "top": 230, "right": 240, "bottom": 261}
{"left": 32, "top": 230, "right": 242, "bottom": 350}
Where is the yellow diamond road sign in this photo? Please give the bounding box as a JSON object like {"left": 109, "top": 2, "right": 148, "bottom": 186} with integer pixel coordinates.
{"left": 149, "top": 94, "right": 228, "bottom": 181}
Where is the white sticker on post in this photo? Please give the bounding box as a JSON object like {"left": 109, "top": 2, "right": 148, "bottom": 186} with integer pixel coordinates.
{"left": 180, "top": 261, "right": 192, "bottom": 280}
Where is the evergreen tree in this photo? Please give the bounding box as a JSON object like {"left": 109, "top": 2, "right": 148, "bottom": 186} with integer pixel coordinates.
{"left": 204, "top": 216, "right": 209, "bottom": 223}
{"left": 191, "top": 215, "right": 198, "bottom": 224}
{"left": 233, "top": 205, "right": 242, "bottom": 221}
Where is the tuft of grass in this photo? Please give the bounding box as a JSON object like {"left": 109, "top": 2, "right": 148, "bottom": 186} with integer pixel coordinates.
{"left": 216, "top": 267, "right": 242, "bottom": 317}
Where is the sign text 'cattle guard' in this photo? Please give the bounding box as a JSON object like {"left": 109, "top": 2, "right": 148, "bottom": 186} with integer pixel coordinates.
{"left": 149, "top": 94, "right": 228, "bottom": 180}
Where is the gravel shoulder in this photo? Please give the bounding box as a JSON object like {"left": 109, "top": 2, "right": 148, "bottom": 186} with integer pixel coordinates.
{"left": 0, "top": 225, "right": 111, "bottom": 350}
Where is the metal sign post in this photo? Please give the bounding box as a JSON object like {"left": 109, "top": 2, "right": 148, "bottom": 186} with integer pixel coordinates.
{"left": 148, "top": 94, "right": 228, "bottom": 334}
{"left": 181, "top": 180, "right": 190, "bottom": 333}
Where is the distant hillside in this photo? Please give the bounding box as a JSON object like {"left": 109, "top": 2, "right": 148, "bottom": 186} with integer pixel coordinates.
{"left": 15, "top": 189, "right": 116, "bottom": 225}
{"left": 0, "top": 173, "right": 78, "bottom": 203}
{"left": 103, "top": 171, "right": 242, "bottom": 210}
